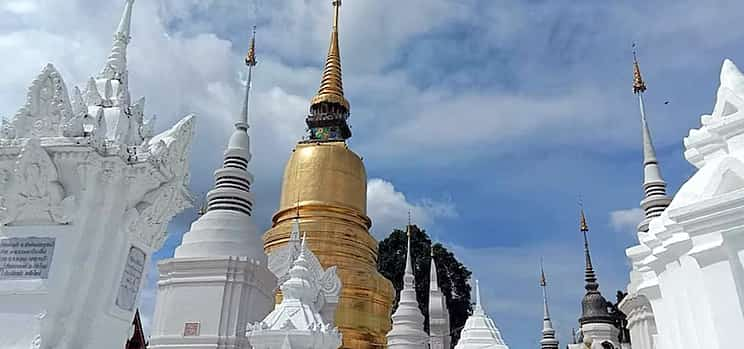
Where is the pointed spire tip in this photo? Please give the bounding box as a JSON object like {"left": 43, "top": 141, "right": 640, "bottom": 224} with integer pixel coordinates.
{"left": 539, "top": 259, "right": 547, "bottom": 287}
{"left": 310, "top": 0, "right": 349, "bottom": 111}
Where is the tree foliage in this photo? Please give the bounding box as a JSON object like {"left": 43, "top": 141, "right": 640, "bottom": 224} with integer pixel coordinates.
{"left": 377, "top": 225, "right": 472, "bottom": 347}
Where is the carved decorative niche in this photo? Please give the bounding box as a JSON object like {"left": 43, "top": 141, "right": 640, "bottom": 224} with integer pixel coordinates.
{"left": 2, "top": 139, "right": 75, "bottom": 225}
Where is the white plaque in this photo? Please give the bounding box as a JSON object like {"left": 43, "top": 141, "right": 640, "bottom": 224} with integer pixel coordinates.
{"left": 0, "top": 237, "right": 55, "bottom": 280}
{"left": 115, "top": 246, "right": 146, "bottom": 311}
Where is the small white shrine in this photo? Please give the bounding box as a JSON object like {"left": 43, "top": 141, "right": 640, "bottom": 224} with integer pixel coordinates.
{"left": 0, "top": 1, "right": 194, "bottom": 348}
{"left": 149, "top": 28, "right": 276, "bottom": 349}
{"left": 247, "top": 235, "right": 342, "bottom": 349}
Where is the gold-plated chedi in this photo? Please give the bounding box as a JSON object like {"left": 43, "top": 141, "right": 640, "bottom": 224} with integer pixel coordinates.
{"left": 264, "top": 143, "right": 394, "bottom": 348}
{"left": 263, "top": 1, "right": 394, "bottom": 348}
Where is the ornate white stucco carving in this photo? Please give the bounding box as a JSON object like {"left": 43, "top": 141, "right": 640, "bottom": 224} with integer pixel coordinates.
{"left": 7, "top": 64, "right": 74, "bottom": 139}
{"left": 0, "top": 138, "right": 75, "bottom": 225}
{"left": 247, "top": 237, "right": 342, "bottom": 349}
{"left": 0, "top": 2, "right": 194, "bottom": 349}
{"left": 268, "top": 219, "right": 303, "bottom": 282}
{"left": 624, "top": 59, "right": 744, "bottom": 349}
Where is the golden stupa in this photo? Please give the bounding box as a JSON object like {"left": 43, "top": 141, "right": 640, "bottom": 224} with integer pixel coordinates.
{"left": 263, "top": 1, "right": 395, "bottom": 348}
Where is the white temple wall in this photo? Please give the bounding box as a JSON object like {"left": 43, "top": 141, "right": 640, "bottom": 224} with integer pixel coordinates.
{"left": 695, "top": 254, "right": 744, "bottom": 348}
{"left": 660, "top": 258, "right": 705, "bottom": 349}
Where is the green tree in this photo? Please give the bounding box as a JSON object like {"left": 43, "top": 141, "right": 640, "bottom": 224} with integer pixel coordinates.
{"left": 377, "top": 225, "right": 472, "bottom": 348}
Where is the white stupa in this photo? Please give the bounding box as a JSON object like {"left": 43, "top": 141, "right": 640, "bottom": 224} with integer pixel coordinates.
{"left": 247, "top": 235, "right": 342, "bottom": 349}
{"left": 149, "top": 28, "right": 276, "bottom": 349}
{"left": 386, "top": 225, "right": 429, "bottom": 349}
{"left": 454, "top": 280, "right": 509, "bottom": 349}
{"left": 0, "top": 1, "right": 194, "bottom": 348}
{"left": 429, "top": 246, "right": 451, "bottom": 349}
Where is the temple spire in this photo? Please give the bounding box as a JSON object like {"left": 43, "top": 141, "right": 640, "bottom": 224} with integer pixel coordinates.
{"left": 580, "top": 208, "right": 597, "bottom": 291}
{"left": 633, "top": 47, "right": 672, "bottom": 232}
{"left": 311, "top": 0, "right": 349, "bottom": 111}
{"left": 428, "top": 243, "right": 451, "bottom": 349}
{"left": 386, "top": 223, "right": 428, "bottom": 349}
{"left": 540, "top": 260, "right": 549, "bottom": 319}
{"left": 238, "top": 26, "right": 257, "bottom": 131}
{"left": 101, "top": 0, "right": 135, "bottom": 79}
{"left": 474, "top": 279, "right": 484, "bottom": 314}
{"left": 577, "top": 207, "right": 614, "bottom": 325}
{"left": 304, "top": 0, "right": 352, "bottom": 141}
{"left": 539, "top": 261, "right": 559, "bottom": 349}
{"left": 405, "top": 225, "right": 414, "bottom": 277}
{"left": 430, "top": 246, "right": 439, "bottom": 291}
{"left": 197, "top": 30, "right": 257, "bottom": 216}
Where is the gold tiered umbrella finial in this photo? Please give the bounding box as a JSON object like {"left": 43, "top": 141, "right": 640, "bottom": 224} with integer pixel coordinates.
{"left": 310, "top": 0, "right": 350, "bottom": 112}
{"left": 632, "top": 44, "right": 647, "bottom": 94}
{"left": 245, "top": 25, "right": 257, "bottom": 67}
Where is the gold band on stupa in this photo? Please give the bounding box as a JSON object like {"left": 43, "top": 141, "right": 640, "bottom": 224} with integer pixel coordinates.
{"left": 310, "top": 0, "right": 350, "bottom": 111}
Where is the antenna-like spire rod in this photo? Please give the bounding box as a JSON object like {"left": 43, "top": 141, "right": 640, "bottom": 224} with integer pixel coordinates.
{"left": 474, "top": 279, "right": 484, "bottom": 314}
{"left": 238, "top": 26, "right": 257, "bottom": 131}
{"left": 540, "top": 259, "right": 549, "bottom": 319}
{"left": 404, "top": 224, "right": 415, "bottom": 285}
{"left": 333, "top": 0, "right": 341, "bottom": 30}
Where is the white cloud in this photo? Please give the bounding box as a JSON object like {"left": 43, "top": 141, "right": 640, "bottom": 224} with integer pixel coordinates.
{"left": 609, "top": 208, "right": 643, "bottom": 234}
{"left": 367, "top": 178, "right": 457, "bottom": 239}
{"left": 2, "top": 0, "right": 38, "bottom": 14}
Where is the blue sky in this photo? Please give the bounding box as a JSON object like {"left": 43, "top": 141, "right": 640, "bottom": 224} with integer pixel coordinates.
{"left": 1, "top": 0, "right": 743, "bottom": 348}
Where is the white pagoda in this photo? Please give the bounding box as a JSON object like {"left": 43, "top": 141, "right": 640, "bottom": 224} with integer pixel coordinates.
{"left": 454, "top": 280, "right": 509, "bottom": 349}
{"left": 149, "top": 28, "right": 276, "bottom": 349}
{"left": 0, "top": 1, "right": 194, "bottom": 348}
{"left": 386, "top": 225, "right": 429, "bottom": 349}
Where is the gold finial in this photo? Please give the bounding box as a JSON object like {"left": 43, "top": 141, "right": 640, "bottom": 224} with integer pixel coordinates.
{"left": 245, "top": 26, "right": 257, "bottom": 67}
{"left": 632, "top": 44, "right": 647, "bottom": 94}
{"left": 580, "top": 209, "right": 589, "bottom": 232}
{"left": 309, "top": 0, "right": 350, "bottom": 111}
